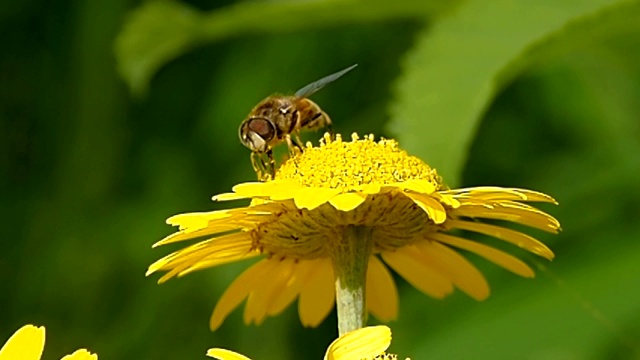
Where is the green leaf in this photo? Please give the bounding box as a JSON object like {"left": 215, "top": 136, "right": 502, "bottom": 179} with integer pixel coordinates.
{"left": 402, "top": 234, "right": 640, "bottom": 359}
{"left": 388, "top": 0, "right": 640, "bottom": 186}
{"left": 114, "top": 1, "right": 205, "bottom": 96}
{"left": 115, "top": 0, "right": 458, "bottom": 96}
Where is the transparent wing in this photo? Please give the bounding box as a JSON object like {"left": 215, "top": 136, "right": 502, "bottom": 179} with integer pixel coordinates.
{"left": 295, "top": 64, "right": 358, "bottom": 97}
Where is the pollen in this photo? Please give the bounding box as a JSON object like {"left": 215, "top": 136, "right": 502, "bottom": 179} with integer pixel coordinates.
{"left": 276, "top": 133, "right": 443, "bottom": 192}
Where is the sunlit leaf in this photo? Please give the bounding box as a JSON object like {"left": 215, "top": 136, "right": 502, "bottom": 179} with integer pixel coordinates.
{"left": 388, "top": 0, "right": 640, "bottom": 186}
{"left": 114, "top": 0, "right": 458, "bottom": 95}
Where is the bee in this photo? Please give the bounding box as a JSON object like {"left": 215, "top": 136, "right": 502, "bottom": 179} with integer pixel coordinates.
{"left": 239, "top": 64, "right": 358, "bottom": 181}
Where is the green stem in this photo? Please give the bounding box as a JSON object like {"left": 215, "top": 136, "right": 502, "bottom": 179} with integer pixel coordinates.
{"left": 332, "top": 225, "right": 373, "bottom": 336}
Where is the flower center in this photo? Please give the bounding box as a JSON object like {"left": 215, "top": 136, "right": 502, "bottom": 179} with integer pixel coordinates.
{"left": 276, "top": 133, "right": 443, "bottom": 191}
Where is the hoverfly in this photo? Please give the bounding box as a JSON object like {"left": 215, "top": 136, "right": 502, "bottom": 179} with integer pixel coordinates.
{"left": 239, "top": 64, "right": 358, "bottom": 181}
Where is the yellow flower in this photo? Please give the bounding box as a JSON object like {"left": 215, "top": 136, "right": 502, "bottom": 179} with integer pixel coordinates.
{"left": 0, "top": 324, "right": 97, "bottom": 360}
{"left": 148, "top": 133, "right": 560, "bottom": 330}
{"left": 207, "top": 325, "right": 399, "bottom": 360}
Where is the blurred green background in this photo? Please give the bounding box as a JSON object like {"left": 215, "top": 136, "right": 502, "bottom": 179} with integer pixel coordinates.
{"left": 2, "top": 0, "right": 640, "bottom": 359}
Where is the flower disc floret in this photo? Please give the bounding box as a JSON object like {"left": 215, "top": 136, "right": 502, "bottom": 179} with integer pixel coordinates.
{"left": 277, "top": 133, "right": 442, "bottom": 192}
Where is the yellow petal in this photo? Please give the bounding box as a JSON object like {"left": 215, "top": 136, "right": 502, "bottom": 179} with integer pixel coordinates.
{"left": 393, "top": 179, "right": 436, "bottom": 194}
{"left": 435, "top": 193, "right": 461, "bottom": 209}
{"left": 428, "top": 232, "right": 534, "bottom": 278}
{"left": 414, "top": 240, "right": 489, "bottom": 301}
{"left": 243, "top": 258, "right": 292, "bottom": 326}
{"left": 381, "top": 247, "right": 453, "bottom": 299}
{"left": 366, "top": 257, "right": 398, "bottom": 322}
{"left": 60, "top": 349, "right": 97, "bottom": 360}
{"left": 446, "top": 187, "right": 557, "bottom": 204}
{"left": 267, "top": 260, "right": 315, "bottom": 316}
{"left": 447, "top": 219, "right": 555, "bottom": 260}
{"left": 264, "top": 180, "right": 304, "bottom": 200}
{"left": 293, "top": 187, "right": 340, "bottom": 210}
{"left": 210, "top": 259, "right": 270, "bottom": 330}
{"left": 357, "top": 183, "right": 381, "bottom": 194}
{"left": 231, "top": 182, "right": 274, "bottom": 197}
{"left": 403, "top": 192, "right": 447, "bottom": 224}
{"left": 329, "top": 192, "right": 367, "bottom": 211}
{"left": 166, "top": 211, "right": 231, "bottom": 232}
{"left": 224, "top": 180, "right": 303, "bottom": 201}
{"left": 153, "top": 211, "right": 260, "bottom": 247}
{"left": 207, "top": 348, "right": 252, "bottom": 360}
{"left": 298, "top": 259, "right": 335, "bottom": 327}
{"left": 178, "top": 249, "right": 260, "bottom": 278}
{"left": 0, "top": 325, "right": 45, "bottom": 360}
{"left": 325, "top": 326, "right": 391, "bottom": 360}
{"left": 147, "top": 232, "right": 255, "bottom": 281}
{"left": 451, "top": 202, "right": 560, "bottom": 233}
{"left": 213, "top": 192, "right": 252, "bottom": 201}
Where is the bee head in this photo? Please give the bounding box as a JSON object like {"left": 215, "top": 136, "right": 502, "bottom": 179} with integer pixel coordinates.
{"left": 239, "top": 117, "right": 276, "bottom": 153}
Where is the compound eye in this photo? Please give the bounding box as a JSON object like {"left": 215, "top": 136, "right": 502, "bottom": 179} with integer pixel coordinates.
{"left": 247, "top": 118, "right": 275, "bottom": 140}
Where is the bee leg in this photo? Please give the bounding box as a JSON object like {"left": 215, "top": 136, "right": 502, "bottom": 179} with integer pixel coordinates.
{"left": 326, "top": 123, "right": 335, "bottom": 140}
{"left": 286, "top": 134, "right": 304, "bottom": 156}
{"left": 250, "top": 152, "right": 274, "bottom": 181}
{"left": 323, "top": 111, "right": 335, "bottom": 140}
{"left": 264, "top": 148, "right": 275, "bottom": 179}
{"left": 250, "top": 152, "right": 265, "bottom": 180}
